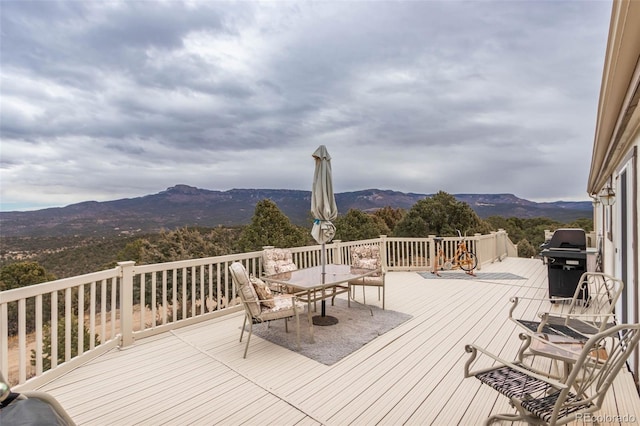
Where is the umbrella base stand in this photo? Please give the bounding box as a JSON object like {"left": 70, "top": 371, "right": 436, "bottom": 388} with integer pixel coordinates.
{"left": 312, "top": 315, "right": 339, "bottom": 326}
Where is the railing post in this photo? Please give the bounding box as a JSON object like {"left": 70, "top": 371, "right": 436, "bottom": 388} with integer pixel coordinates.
{"left": 428, "top": 235, "right": 436, "bottom": 271}
{"left": 379, "top": 235, "right": 388, "bottom": 269}
{"left": 118, "top": 261, "right": 136, "bottom": 348}
{"left": 474, "top": 233, "right": 482, "bottom": 270}
{"left": 333, "top": 240, "right": 342, "bottom": 264}
{"left": 490, "top": 231, "right": 497, "bottom": 263}
{"left": 0, "top": 302, "right": 7, "bottom": 380}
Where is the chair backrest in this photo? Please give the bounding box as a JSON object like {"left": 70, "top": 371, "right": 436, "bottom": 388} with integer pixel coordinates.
{"left": 350, "top": 245, "right": 382, "bottom": 275}
{"left": 567, "top": 272, "right": 623, "bottom": 326}
{"left": 229, "top": 262, "right": 261, "bottom": 317}
{"left": 262, "top": 248, "right": 297, "bottom": 276}
{"left": 554, "top": 323, "right": 640, "bottom": 423}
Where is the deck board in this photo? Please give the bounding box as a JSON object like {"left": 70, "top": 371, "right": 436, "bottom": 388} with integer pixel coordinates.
{"left": 28, "top": 257, "right": 640, "bottom": 425}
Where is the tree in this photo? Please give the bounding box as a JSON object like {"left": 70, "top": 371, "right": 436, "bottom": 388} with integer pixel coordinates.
{"left": 517, "top": 239, "right": 537, "bottom": 258}
{"left": 136, "top": 227, "right": 215, "bottom": 263}
{"left": 484, "top": 216, "right": 588, "bottom": 258}
{"left": 334, "top": 209, "right": 389, "bottom": 242}
{"left": 116, "top": 238, "right": 149, "bottom": 263}
{"left": 373, "top": 207, "right": 405, "bottom": 234}
{"left": 394, "top": 191, "right": 491, "bottom": 237}
{"left": 389, "top": 209, "right": 428, "bottom": 238}
{"left": 236, "top": 199, "right": 310, "bottom": 252}
{"left": 0, "top": 261, "right": 56, "bottom": 291}
{"left": 568, "top": 218, "right": 593, "bottom": 232}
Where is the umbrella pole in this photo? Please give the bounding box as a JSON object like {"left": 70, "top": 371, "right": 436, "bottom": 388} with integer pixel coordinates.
{"left": 313, "top": 242, "right": 338, "bottom": 326}
{"left": 321, "top": 243, "right": 326, "bottom": 316}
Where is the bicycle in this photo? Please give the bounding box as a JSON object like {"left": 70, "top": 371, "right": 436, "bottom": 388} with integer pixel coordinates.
{"left": 431, "top": 229, "right": 478, "bottom": 276}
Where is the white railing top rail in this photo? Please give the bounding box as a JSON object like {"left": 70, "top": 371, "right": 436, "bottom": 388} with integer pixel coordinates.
{"left": 0, "top": 267, "right": 121, "bottom": 304}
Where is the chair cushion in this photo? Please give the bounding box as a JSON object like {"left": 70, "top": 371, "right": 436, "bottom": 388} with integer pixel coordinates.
{"left": 251, "top": 276, "right": 275, "bottom": 308}
{"left": 256, "top": 295, "right": 305, "bottom": 322}
{"left": 349, "top": 276, "right": 383, "bottom": 286}
{"left": 263, "top": 248, "right": 298, "bottom": 276}
{"left": 239, "top": 283, "right": 261, "bottom": 317}
{"left": 351, "top": 245, "right": 382, "bottom": 276}
{"left": 229, "top": 262, "right": 261, "bottom": 316}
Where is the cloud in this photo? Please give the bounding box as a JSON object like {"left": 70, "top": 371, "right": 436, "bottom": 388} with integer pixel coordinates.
{"left": 0, "top": 1, "right": 611, "bottom": 211}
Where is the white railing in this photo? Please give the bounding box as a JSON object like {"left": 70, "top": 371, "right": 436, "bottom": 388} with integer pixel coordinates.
{"left": 2, "top": 231, "right": 512, "bottom": 388}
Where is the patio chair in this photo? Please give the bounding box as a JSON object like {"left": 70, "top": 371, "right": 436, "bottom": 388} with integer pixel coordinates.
{"left": 509, "top": 272, "right": 623, "bottom": 342}
{"left": 464, "top": 323, "right": 640, "bottom": 425}
{"left": 348, "top": 245, "right": 386, "bottom": 309}
{"left": 229, "top": 262, "right": 304, "bottom": 358}
{"left": 1, "top": 372, "right": 76, "bottom": 425}
{"left": 262, "top": 247, "right": 298, "bottom": 293}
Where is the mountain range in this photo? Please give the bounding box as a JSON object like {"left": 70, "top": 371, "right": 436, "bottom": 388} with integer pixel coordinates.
{"left": 0, "top": 185, "right": 592, "bottom": 237}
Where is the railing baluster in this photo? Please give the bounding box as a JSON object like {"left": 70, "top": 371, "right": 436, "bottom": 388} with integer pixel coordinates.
{"left": 172, "top": 269, "right": 177, "bottom": 322}
{"left": 181, "top": 267, "right": 187, "bottom": 320}
{"left": 162, "top": 270, "right": 167, "bottom": 324}
{"left": 207, "top": 264, "right": 213, "bottom": 313}
{"left": 151, "top": 272, "right": 157, "bottom": 327}
{"left": 90, "top": 281, "right": 96, "bottom": 350}
{"left": 51, "top": 291, "right": 58, "bottom": 370}
{"left": 100, "top": 280, "right": 106, "bottom": 342}
{"left": 78, "top": 284, "right": 84, "bottom": 358}
{"left": 65, "top": 288, "right": 71, "bottom": 362}
{"left": 18, "top": 298, "right": 26, "bottom": 383}
{"left": 0, "top": 303, "right": 8, "bottom": 379}
{"left": 216, "top": 263, "right": 222, "bottom": 311}
{"left": 140, "top": 272, "right": 146, "bottom": 331}
{"left": 35, "top": 294, "right": 43, "bottom": 376}
{"left": 191, "top": 266, "right": 196, "bottom": 318}
{"left": 199, "top": 266, "right": 204, "bottom": 315}
{"left": 111, "top": 278, "right": 117, "bottom": 340}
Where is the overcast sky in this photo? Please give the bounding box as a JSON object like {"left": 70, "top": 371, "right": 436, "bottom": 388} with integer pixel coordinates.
{"left": 1, "top": 1, "right": 612, "bottom": 212}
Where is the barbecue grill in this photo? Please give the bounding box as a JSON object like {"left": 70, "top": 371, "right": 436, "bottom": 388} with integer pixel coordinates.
{"left": 540, "top": 228, "right": 587, "bottom": 300}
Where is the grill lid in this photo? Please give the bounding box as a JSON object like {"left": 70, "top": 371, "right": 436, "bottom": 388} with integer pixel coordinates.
{"left": 544, "top": 228, "right": 586, "bottom": 251}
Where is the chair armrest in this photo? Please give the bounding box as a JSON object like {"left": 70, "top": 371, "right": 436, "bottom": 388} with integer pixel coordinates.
{"left": 541, "top": 311, "right": 615, "bottom": 321}
{"left": 463, "top": 343, "right": 569, "bottom": 390}
{"left": 259, "top": 276, "right": 291, "bottom": 294}
{"left": 508, "top": 296, "right": 574, "bottom": 320}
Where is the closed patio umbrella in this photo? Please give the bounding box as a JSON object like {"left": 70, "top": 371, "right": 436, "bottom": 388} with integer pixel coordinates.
{"left": 311, "top": 145, "right": 337, "bottom": 245}
{"left": 311, "top": 145, "right": 338, "bottom": 325}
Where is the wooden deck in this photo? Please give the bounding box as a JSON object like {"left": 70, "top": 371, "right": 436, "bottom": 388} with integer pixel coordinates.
{"left": 33, "top": 258, "right": 640, "bottom": 425}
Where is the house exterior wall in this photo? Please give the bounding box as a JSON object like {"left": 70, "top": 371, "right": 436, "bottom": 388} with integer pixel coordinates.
{"left": 589, "top": 0, "right": 640, "bottom": 384}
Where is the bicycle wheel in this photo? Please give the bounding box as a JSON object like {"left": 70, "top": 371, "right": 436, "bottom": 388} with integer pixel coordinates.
{"left": 459, "top": 251, "right": 478, "bottom": 272}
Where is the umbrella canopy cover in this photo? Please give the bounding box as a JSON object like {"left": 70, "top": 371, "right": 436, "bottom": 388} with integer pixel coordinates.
{"left": 311, "top": 145, "right": 338, "bottom": 244}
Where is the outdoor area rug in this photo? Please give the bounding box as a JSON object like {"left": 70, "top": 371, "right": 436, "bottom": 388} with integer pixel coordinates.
{"left": 418, "top": 271, "right": 527, "bottom": 280}
{"left": 247, "top": 298, "right": 412, "bottom": 365}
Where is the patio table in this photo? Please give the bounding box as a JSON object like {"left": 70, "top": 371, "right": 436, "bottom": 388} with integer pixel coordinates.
{"left": 522, "top": 333, "right": 608, "bottom": 381}
{"left": 262, "top": 264, "right": 380, "bottom": 341}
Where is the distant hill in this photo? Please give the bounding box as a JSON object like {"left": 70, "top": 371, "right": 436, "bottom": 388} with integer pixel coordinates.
{"left": 0, "top": 185, "right": 592, "bottom": 237}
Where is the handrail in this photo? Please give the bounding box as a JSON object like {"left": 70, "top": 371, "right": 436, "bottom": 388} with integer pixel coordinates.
{"left": 2, "top": 230, "right": 512, "bottom": 388}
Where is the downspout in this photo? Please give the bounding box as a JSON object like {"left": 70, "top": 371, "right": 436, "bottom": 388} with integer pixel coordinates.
{"left": 632, "top": 146, "right": 638, "bottom": 387}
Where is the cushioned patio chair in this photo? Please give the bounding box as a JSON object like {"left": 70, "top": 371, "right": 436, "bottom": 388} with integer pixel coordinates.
{"left": 348, "top": 245, "right": 386, "bottom": 309}
{"left": 262, "top": 247, "right": 297, "bottom": 276}
{"left": 262, "top": 247, "right": 298, "bottom": 293}
{"left": 464, "top": 323, "right": 640, "bottom": 425}
{"left": 229, "top": 262, "right": 304, "bottom": 358}
{"left": 1, "top": 372, "right": 76, "bottom": 425}
{"left": 509, "top": 272, "right": 623, "bottom": 342}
